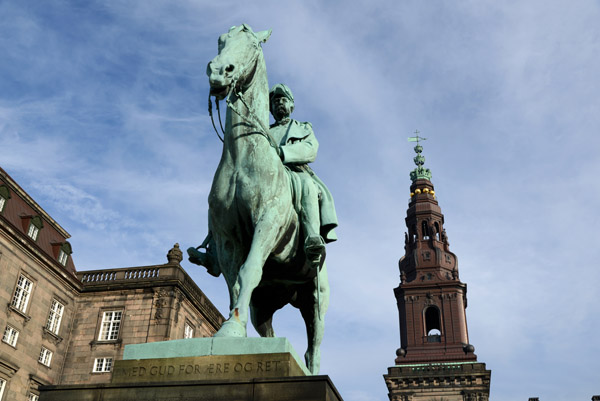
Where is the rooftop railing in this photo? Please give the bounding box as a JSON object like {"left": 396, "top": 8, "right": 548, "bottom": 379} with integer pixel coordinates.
{"left": 79, "top": 266, "right": 162, "bottom": 283}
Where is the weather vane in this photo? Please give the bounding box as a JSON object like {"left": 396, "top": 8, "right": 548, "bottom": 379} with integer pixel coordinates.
{"left": 407, "top": 129, "right": 427, "bottom": 145}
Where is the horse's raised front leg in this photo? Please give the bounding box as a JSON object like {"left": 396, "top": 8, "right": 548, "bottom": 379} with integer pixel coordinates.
{"left": 296, "top": 264, "right": 330, "bottom": 374}
{"left": 215, "top": 221, "right": 279, "bottom": 337}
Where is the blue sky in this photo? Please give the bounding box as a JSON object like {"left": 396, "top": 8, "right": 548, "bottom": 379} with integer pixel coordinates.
{"left": 2, "top": 1, "right": 599, "bottom": 400}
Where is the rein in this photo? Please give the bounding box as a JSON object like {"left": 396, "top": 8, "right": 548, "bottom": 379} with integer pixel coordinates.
{"left": 208, "top": 95, "right": 225, "bottom": 142}
{"left": 207, "top": 47, "right": 279, "bottom": 153}
{"left": 228, "top": 85, "right": 279, "bottom": 151}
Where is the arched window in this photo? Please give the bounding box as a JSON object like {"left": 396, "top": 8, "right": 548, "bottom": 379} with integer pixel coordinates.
{"left": 421, "top": 221, "right": 429, "bottom": 240}
{"left": 434, "top": 222, "right": 441, "bottom": 240}
{"left": 424, "top": 306, "right": 442, "bottom": 342}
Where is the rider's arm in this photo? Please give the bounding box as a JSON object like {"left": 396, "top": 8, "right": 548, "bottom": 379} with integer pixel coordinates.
{"left": 280, "top": 122, "right": 319, "bottom": 164}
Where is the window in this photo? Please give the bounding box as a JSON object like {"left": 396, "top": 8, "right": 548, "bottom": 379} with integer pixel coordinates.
{"left": 421, "top": 220, "right": 430, "bottom": 240}
{"left": 27, "top": 224, "right": 39, "bottom": 240}
{"left": 93, "top": 357, "right": 113, "bottom": 372}
{"left": 0, "top": 378, "right": 6, "bottom": 400}
{"left": 98, "top": 311, "right": 122, "bottom": 341}
{"left": 38, "top": 347, "right": 53, "bottom": 367}
{"left": 28, "top": 394, "right": 39, "bottom": 401}
{"left": 53, "top": 242, "right": 72, "bottom": 267}
{"left": 25, "top": 216, "right": 43, "bottom": 241}
{"left": 424, "top": 306, "right": 442, "bottom": 343}
{"left": 0, "top": 185, "right": 9, "bottom": 213}
{"left": 2, "top": 326, "right": 19, "bottom": 347}
{"left": 58, "top": 249, "right": 68, "bottom": 266}
{"left": 184, "top": 322, "right": 194, "bottom": 339}
{"left": 11, "top": 274, "right": 33, "bottom": 313}
{"left": 46, "top": 299, "right": 65, "bottom": 334}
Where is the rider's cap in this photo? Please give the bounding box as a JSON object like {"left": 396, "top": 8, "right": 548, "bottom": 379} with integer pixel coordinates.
{"left": 269, "top": 84, "right": 294, "bottom": 103}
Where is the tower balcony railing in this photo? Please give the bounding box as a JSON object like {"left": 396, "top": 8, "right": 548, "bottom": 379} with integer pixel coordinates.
{"left": 426, "top": 334, "right": 442, "bottom": 343}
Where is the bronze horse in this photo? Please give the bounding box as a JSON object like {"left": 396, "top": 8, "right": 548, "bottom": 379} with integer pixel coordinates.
{"left": 190, "top": 24, "right": 329, "bottom": 374}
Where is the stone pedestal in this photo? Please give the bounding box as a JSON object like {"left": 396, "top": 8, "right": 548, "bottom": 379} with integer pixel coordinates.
{"left": 40, "top": 375, "right": 342, "bottom": 401}
{"left": 40, "top": 338, "right": 344, "bottom": 401}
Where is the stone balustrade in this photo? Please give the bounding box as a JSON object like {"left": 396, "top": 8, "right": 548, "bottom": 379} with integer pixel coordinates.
{"left": 78, "top": 266, "right": 173, "bottom": 284}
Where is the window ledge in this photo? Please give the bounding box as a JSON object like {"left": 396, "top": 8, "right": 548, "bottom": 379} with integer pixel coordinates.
{"left": 6, "top": 304, "right": 31, "bottom": 324}
{"left": 0, "top": 359, "right": 19, "bottom": 378}
{"left": 89, "top": 339, "right": 122, "bottom": 350}
{"left": 42, "top": 327, "right": 63, "bottom": 344}
{"left": 1, "top": 339, "right": 17, "bottom": 349}
{"left": 37, "top": 361, "right": 52, "bottom": 370}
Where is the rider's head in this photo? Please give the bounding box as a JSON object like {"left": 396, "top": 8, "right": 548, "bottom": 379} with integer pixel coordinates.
{"left": 269, "top": 84, "right": 294, "bottom": 121}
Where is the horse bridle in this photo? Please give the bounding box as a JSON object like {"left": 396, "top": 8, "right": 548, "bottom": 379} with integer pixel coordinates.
{"left": 207, "top": 44, "right": 279, "bottom": 154}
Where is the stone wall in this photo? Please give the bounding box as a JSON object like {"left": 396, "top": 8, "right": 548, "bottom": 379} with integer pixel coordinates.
{"left": 0, "top": 228, "right": 79, "bottom": 399}
{"left": 59, "top": 265, "right": 225, "bottom": 385}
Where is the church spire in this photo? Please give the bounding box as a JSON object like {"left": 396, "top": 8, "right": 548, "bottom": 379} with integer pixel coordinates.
{"left": 396, "top": 134, "right": 475, "bottom": 363}
{"left": 384, "top": 133, "right": 491, "bottom": 401}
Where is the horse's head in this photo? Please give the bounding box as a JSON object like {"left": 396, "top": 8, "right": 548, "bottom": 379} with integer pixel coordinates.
{"left": 207, "top": 24, "right": 272, "bottom": 100}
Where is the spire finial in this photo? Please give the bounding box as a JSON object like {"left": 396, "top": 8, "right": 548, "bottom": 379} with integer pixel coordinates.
{"left": 408, "top": 130, "right": 432, "bottom": 182}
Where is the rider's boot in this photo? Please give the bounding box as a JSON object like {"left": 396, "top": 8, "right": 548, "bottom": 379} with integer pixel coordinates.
{"left": 187, "top": 233, "right": 221, "bottom": 277}
{"left": 304, "top": 235, "right": 325, "bottom": 272}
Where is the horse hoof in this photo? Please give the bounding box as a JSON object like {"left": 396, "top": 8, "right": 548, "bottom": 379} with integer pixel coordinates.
{"left": 214, "top": 320, "right": 247, "bottom": 337}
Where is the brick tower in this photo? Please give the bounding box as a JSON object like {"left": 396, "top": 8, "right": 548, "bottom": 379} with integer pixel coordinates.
{"left": 384, "top": 135, "right": 491, "bottom": 401}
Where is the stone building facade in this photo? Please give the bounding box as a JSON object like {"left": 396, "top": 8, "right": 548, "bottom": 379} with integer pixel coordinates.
{"left": 0, "top": 167, "right": 224, "bottom": 400}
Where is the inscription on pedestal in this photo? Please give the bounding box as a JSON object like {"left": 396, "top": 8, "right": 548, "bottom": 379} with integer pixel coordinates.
{"left": 112, "top": 352, "right": 305, "bottom": 383}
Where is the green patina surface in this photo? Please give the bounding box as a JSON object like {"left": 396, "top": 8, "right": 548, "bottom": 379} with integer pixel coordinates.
{"left": 408, "top": 132, "right": 432, "bottom": 182}
{"left": 186, "top": 24, "right": 334, "bottom": 374}
{"left": 123, "top": 337, "right": 310, "bottom": 375}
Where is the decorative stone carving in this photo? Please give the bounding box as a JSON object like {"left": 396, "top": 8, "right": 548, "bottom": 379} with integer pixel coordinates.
{"left": 154, "top": 289, "right": 169, "bottom": 323}
{"left": 404, "top": 295, "right": 419, "bottom": 303}
{"left": 173, "top": 288, "right": 183, "bottom": 323}
{"left": 41, "top": 327, "right": 63, "bottom": 345}
{"left": 464, "top": 392, "right": 477, "bottom": 401}
{"left": 424, "top": 292, "right": 435, "bottom": 306}
{"left": 441, "top": 228, "right": 449, "bottom": 245}
{"left": 167, "top": 243, "right": 183, "bottom": 265}
{"left": 6, "top": 303, "right": 32, "bottom": 325}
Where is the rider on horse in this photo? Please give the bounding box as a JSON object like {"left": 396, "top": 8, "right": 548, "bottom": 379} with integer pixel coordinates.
{"left": 189, "top": 83, "right": 337, "bottom": 274}
{"left": 268, "top": 83, "right": 337, "bottom": 270}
